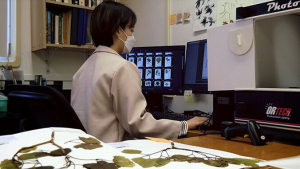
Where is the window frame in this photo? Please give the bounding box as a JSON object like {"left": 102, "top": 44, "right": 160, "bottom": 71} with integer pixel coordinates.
{"left": 0, "top": 0, "right": 21, "bottom": 67}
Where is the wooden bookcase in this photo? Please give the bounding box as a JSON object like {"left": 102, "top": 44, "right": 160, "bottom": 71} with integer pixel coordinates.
{"left": 31, "top": 0, "right": 96, "bottom": 52}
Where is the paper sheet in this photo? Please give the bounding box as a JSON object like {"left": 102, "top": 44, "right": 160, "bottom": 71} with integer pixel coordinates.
{"left": 116, "top": 140, "right": 264, "bottom": 169}
{"left": 0, "top": 128, "right": 132, "bottom": 169}
{"left": 0, "top": 128, "right": 290, "bottom": 169}
{"left": 0, "top": 135, "right": 17, "bottom": 145}
{"left": 258, "top": 155, "right": 300, "bottom": 169}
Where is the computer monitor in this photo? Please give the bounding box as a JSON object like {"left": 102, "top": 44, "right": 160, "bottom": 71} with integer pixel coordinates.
{"left": 121, "top": 45, "right": 185, "bottom": 111}
{"left": 184, "top": 39, "right": 210, "bottom": 94}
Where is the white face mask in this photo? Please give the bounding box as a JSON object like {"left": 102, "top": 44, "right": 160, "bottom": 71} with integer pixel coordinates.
{"left": 118, "top": 27, "right": 136, "bottom": 54}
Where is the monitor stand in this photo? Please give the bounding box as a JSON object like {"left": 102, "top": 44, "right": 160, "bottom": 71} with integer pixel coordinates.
{"left": 143, "top": 93, "right": 164, "bottom": 112}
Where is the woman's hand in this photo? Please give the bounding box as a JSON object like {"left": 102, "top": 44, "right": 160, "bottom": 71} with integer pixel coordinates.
{"left": 186, "top": 116, "right": 212, "bottom": 129}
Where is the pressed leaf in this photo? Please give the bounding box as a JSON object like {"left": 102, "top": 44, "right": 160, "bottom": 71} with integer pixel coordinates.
{"left": 122, "top": 149, "right": 142, "bottom": 154}
{"left": 113, "top": 156, "right": 135, "bottom": 168}
{"left": 83, "top": 161, "right": 118, "bottom": 169}
{"left": 221, "top": 158, "right": 261, "bottom": 167}
{"left": 132, "top": 158, "right": 157, "bottom": 168}
{"left": 187, "top": 157, "right": 205, "bottom": 163}
{"left": 153, "top": 158, "right": 171, "bottom": 167}
{"left": 79, "top": 137, "right": 100, "bottom": 144}
{"left": 74, "top": 143, "right": 103, "bottom": 150}
{"left": 19, "top": 146, "right": 37, "bottom": 153}
{"left": 167, "top": 155, "right": 191, "bottom": 162}
{"left": 28, "top": 166, "right": 54, "bottom": 169}
{"left": 203, "top": 159, "right": 228, "bottom": 167}
{"left": 240, "top": 166, "right": 281, "bottom": 169}
{"left": 49, "top": 148, "right": 72, "bottom": 156}
{"left": 0, "top": 159, "right": 22, "bottom": 169}
{"left": 18, "top": 152, "right": 49, "bottom": 160}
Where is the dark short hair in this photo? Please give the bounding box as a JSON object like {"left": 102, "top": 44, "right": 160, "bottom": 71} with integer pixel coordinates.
{"left": 90, "top": 1, "right": 137, "bottom": 47}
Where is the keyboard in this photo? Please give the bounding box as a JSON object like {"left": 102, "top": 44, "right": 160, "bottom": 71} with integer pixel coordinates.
{"left": 150, "top": 110, "right": 214, "bottom": 131}
{"left": 150, "top": 111, "right": 196, "bottom": 121}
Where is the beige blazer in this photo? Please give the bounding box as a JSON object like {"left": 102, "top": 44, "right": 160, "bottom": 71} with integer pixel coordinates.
{"left": 71, "top": 46, "right": 181, "bottom": 143}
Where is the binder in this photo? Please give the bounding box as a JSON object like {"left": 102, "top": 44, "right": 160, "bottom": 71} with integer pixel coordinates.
{"left": 51, "top": 12, "right": 55, "bottom": 44}
{"left": 82, "top": 9, "right": 88, "bottom": 45}
{"left": 59, "top": 14, "right": 62, "bottom": 44}
{"left": 85, "top": 12, "right": 93, "bottom": 44}
{"left": 47, "top": 11, "right": 51, "bottom": 44}
{"left": 55, "top": 15, "right": 59, "bottom": 44}
{"left": 70, "top": 8, "right": 79, "bottom": 45}
{"left": 77, "top": 9, "right": 84, "bottom": 46}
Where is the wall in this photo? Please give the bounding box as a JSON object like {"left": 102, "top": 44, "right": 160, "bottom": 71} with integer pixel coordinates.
{"left": 167, "top": 0, "right": 210, "bottom": 113}
{"left": 119, "top": 0, "right": 168, "bottom": 47}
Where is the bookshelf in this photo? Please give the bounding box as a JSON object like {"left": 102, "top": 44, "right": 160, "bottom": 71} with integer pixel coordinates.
{"left": 31, "top": 0, "right": 96, "bottom": 52}
{"left": 46, "top": 0, "right": 95, "bottom": 10}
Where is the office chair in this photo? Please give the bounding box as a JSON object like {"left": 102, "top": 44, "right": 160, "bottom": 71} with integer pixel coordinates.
{"left": 6, "top": 85, "right": 86, "bottom": 132}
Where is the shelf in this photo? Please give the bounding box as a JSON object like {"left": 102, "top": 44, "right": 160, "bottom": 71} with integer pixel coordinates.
{"left": 46, "top": 44, "right": 96, "bottom": 52}
{"left": 235, "top": 88, "right": 300, "bottom": 92}
{"left": 46, "top": 0, "right": 95, "bottom": 10}
{"left": 31, "top": 0, "right": 96, "bottom": 52}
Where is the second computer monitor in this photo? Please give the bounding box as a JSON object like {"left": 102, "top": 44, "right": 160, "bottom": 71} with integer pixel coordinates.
{"left": 184, "top": 39, "right": 209, "bottom": 94}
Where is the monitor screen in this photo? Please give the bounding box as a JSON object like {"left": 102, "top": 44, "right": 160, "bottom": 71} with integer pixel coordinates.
{"left": 121, "top": 45, "right": 185, "bottom": 95}
{"left": 184, "top": 39, "right": 209, "bottom": 94}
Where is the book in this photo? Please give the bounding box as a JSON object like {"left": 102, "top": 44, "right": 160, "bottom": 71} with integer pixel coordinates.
{"left": 79, "top": 0, "right": 84, "bottom": 6}
{"left": 55, "top": 15, "right": 59, "bottom": 44}
{"left": 64, "top": 0, "right": 69, "bottom": 3}
{"left": 72, "top": 0, "right": 79, "bottom": 5}
{"left": 47, "top": 11, "right": 51, "bottom": 44}
{"left": 82, "top": 9, "right": 88, "bottom": 45}
{"left": 85, "top": 0, "right": 89, "bottom": 6}
{"left": 59, "top": 14, "right": 62, "bottom": 44}
{"left": 70, "top": 8, "right": 79, "bottom": 45}
{"left": 56, "top": 0, "right": 62, "bottom": 2}
{"left": 67, "top": 10, "right": 72, "bottom": 44}
{"left": 85, "top": 12, "right": 93, "bottom": 44}
{"left": 62, "top": 12, "right": 69, "bottom": 44}
{"left": 77, "top": 9, "right": 84, "bottom": 46}
{"left": 51, "top": 12, "right": 55, "bottom": 44}
{"left": 88, "top": 0, "right": 91, "bottom": 7}
{"left": 62, "top": 19, "right": 64, "bottom": 44}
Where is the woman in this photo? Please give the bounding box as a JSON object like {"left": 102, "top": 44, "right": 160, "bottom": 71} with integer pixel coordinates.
{"left": 71, "top": 1, "right": 210, "bottom": 143}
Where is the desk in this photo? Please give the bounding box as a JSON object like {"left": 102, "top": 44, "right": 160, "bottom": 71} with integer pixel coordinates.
{"left": 174, "top": 130, "right": 300, "bottom": 161}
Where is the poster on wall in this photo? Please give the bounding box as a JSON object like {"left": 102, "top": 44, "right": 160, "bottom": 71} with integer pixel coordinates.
{"left": 193, "top": 0, "right": 217, "bottom": 32}
{"left": 217, "top": 0, "right": 254, "bottom": 26}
